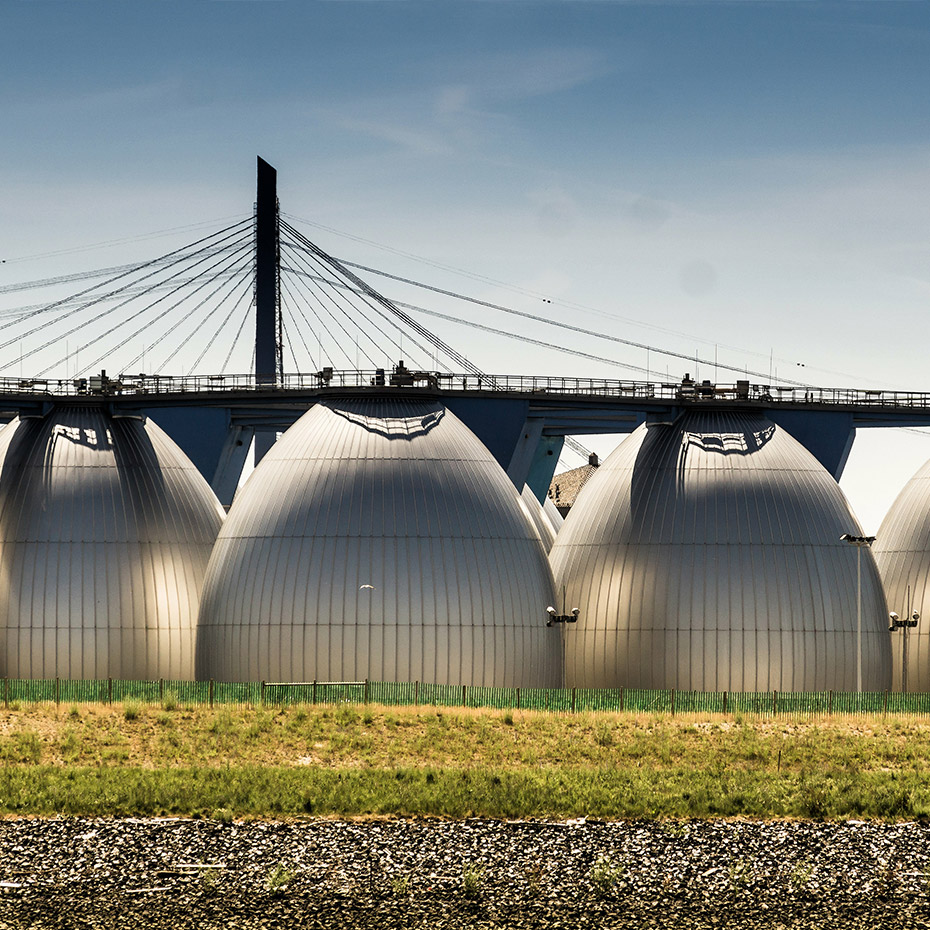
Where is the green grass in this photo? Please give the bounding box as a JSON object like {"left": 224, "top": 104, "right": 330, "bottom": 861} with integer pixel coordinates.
{"left": 1, "top": 703, "right": 930, "bottom": 820}
{"left": 0, "top": 765, "right": 926, "bottom": 820}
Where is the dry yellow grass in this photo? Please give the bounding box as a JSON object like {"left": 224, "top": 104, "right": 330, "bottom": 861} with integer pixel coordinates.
{"left": 1, "top": 701, "right": 928, "bottom": 776}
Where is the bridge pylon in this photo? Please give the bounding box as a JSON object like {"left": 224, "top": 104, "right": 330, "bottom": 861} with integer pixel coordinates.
{"left": 254, "top": 155, "right": 282, "bottom": 463}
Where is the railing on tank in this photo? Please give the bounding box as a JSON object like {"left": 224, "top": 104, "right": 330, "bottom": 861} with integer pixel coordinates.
{"left": 4, "top": 677, "right": 930, "bottom": 718}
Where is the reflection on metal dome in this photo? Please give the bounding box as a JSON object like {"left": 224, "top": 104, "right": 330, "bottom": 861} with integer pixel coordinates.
{"left": 196, "top": 398, "right": 561, "bottom": 686}
{"left": 549, "top": 411, "right": 891, "bottom": 692}
{"left": 874, "top": 458, "right": 930, "bottom": 692}
{"left": 0, "top": 407, "right": 225, "bottom": 680}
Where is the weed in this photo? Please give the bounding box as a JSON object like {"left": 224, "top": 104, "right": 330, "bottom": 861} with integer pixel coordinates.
{"left": 524, "top": 861, "right": 546, "bottom": 893}
{"left": 68, "top": 705, "right": 81, "bottom": 719}
{"left": 462, "top": 862, "right": 484, "bottom": 898}
{"left": 391, "top": 871, "right": 411, "bottom": 896}
{"left": 265, "top": 862, "right": 295, "bottom": 897}
{"left": 728, "top": 858, "right": 753, "bottom": 888}
{"left": 212, "top": 807, "right": 234, "bottom": 823}
{"left": 589, "top": 854, "right": 626, "bottom": 898}
{"left": 209, "top": 710, "right": 237, "bottom": 736}
{"left": 155, "top": 711, "right": 174, "bottom": 728}
{"left": 798, "top": 780, "right": 832, "bottom": 819}
{"left": 199, "top": 866, "right": 223, "bottom": 895}
{"left": 362, "top": 710, "right": 374, "bottom": 725}
{"left": 787, "top": 858, "right": 814, "bottom": 893}
{"left": 335, "top": 705, "right": 359, "bottom": 727}
{"left": 59, "top": 727, "right": 80, "bottom": 761}
{"left": 161, "top": 691, "right": 178, "bottom": 712}
{"left": 503, "top": 712, "right": 514, "bottom": 726}
{"left": 594, "top": 724, "right": 614, "bottom": 747}
{"left": 123, "top": 700, "right": 141, "bottom": 721}
{"left": 2, "top": 730, "right": 42, "bottom": 764}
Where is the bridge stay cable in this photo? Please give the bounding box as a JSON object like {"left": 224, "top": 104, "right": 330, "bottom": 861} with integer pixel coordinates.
{"left": 279, "top": 232, "right": 439, "bottom": 372}
{"left": 220, "top": 296, "right": 255, "bottom": 373}
{"left": 0, "top": 219, "right": 252, "bottom": 338}
{"left": 184, "top": 275, "right": 256, "bottom": 374}
{"left": 24, "top": 239, "right": 254, "bottom": 378}
{"left": 280, "top": 220, "right": 493, "bottom": 385}
{"left": 55, "top": 247, "right": 253, "bottom": 379}
{"left": 337, "top": 257, "right": 810, "bottom": 389}
{"left": 279, "top": 278, "right": 330, "bottom": 371}
{"left": 278, "top": 243, "right": 382, "bottom": 371}
{"left": 0, "top": 225, "right": 253, "bottom": 370}
{"left": 151, "top": 265, "right": 256, "bottom": 376}
{"left": 280, "top": 227, "right": 440, "bottom": 372}
{"left": 280, "top": 238, "right": 390, "bottom": 370}
{"left": 279, "top": 274, "right": 354, "bottom": 371}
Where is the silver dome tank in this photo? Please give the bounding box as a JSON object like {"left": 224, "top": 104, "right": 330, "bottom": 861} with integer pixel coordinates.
{"left": 196, "top": 398, "right": 561, "bottom": 687}
{"left": 873, "top": 457, "right": 930, "bottom": 692}
{"left": 0, "top": 406, "right": 225, "bottom": 680}
{"left": 549, "top": 410, "right": 891, "bottom": 692}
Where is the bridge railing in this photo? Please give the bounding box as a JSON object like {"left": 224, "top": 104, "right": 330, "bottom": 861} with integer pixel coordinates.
{"left": 2, "top": 370, "right": 930, "bottom": 409}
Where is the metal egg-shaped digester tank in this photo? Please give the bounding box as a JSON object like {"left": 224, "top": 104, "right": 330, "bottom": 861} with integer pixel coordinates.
{"left": 873, "top": 457, "right": 930, "bottom": 692}
{"left": 196, "top": 398, "right": 561, "bottom": 687}
{"left": 0, "top": 406, "right": 226, "bottom": 680}
{"left": 549, "top": 410, "right": 891, "bottom": 692}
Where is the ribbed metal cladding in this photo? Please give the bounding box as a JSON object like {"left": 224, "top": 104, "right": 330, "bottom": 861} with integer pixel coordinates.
{"left": 520, "top": 485, "right": 561, "bottom": 553}
{"left": 0, "top": 407, "right": 225, "bottom": 680}
{"left": 196, "top": 398, "right": 561, "bottom": 686}
{"left": 549, "top": 410, "right": 891, "bottom": 692}
{"left": 874, "top": 458, "right": 930, "bottom": 691}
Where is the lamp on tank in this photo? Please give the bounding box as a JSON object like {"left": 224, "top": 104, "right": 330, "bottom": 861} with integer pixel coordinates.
{"left": 840, "top": 533, "right": 876, "bottom": 694}
{"left": 546, "top": 606, "right": 579, "bottom": 627}
{"left": 889, "top": 584, "right": 920, "bottom": 694}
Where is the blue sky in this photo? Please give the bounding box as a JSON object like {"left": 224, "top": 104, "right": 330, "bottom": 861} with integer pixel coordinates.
{"left": 2, "top": 1, "right": 930, "bottom": 529}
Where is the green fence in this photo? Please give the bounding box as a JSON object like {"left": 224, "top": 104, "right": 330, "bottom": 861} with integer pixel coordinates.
{"left": 5, "top": 677, "right": 930, "bottom": 718}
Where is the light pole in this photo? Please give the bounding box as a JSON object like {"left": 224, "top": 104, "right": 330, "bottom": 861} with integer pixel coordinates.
{"left": 840, "top": 534, "right": 876, "bottom": 694}
{"left": 889, "top": 584, "right": 920, "bottom": 694}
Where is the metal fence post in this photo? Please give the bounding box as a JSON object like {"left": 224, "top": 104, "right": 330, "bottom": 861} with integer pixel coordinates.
{"left": 723, "top": 691, "right": 728, "bottom": 715}
{"left": 312, "top": 680, "right": 317, "bottom": 705}
{"left": 619, "top": 687, "right": 624, "bottom": 713}
{"left": 209, "top": 679, "right": 215, "bottom": 709}
{"left": 571, "top": 688, "right": 576, "bottom": 713}
{"left": 261, "top": 680, "right": 266, "bottom": 706}
{"left": 773, "top": 690, "right": 778, "bottom": 715}
{"left": 365, "top": 678, "right": 370, "bottom": 704}
{"left": 413, "top": 680, "right": 418, "bottom": 706}
{"left": 828, "top": 690, "right": 833, "bottom": 715}
{"left": 55, "top": 677, "right": 60, "bottom": 707}
{"left": 159, "top": 679, "right": 164, "bottom": 702}
{"left": 462, "top": 685, "right": 467, "bottom": 708}
{"left": 516, "top": 687, "right": 521, "bottom": 710}
{"left": 107, "top": 677, "right": 112, "bottom": 705}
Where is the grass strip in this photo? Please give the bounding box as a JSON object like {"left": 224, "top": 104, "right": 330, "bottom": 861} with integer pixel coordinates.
{"left": 1, "top": 765, "right": 928, "bottom": 821}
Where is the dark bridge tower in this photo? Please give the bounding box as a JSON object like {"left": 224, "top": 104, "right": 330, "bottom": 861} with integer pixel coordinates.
{"left": 254, "top": 156, "right": 282, "bottom": 462}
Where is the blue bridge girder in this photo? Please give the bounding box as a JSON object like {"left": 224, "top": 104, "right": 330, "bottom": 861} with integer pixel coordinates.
{"left": 3, "top": 370, "right": 930, "bottom": 506}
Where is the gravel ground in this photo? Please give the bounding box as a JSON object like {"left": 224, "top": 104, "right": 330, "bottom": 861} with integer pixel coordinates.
{"left": 1, "top": 817, "right": 930, "bottom": 929}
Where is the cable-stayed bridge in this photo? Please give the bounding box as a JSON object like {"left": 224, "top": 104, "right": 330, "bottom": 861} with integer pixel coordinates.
{"left": 2, "top": 157, "right": 930, "bottom": 505}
